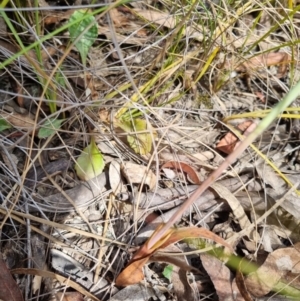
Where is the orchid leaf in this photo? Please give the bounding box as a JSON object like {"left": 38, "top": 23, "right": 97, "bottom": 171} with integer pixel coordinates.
{"left": 38, "top": 118, "right": 64, "bottom": 138}
{"left": 68, "top": 10, "right": 98, "bottom": 65}
{"left": 75, "top": 138, "right": 104, "bottom": 181}
{"left": 0, "top": 119, "right": 11, "bottom": 131}
{"left": 116, "top": 118, "right": 156, "bottom": 155}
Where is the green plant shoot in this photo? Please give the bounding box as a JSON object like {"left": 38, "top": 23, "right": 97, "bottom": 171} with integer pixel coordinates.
{"left": 75, "top": 137, "right": 104, "bottom": 181}
{"left": 0, "top": 119, "right": 12, "bottom": 132}
{"left": 116, "top": 118, "right": 156, "bottom": 155}
{"left": 162, "top": 265, "right": 173, "bottom": 280}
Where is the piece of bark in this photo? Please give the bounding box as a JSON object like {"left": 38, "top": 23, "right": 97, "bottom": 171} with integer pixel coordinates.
{"left": 133, "top": 175, "right": 250, "bottom": 209}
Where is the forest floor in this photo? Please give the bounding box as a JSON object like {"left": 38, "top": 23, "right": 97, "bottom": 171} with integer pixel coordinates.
{"left": 1, "top": 1, "right": 300, "bottom": 300}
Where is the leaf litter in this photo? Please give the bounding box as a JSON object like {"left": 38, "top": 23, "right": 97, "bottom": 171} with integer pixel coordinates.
{"left": 1, "top": 1, "right": 300, "bottom": 301}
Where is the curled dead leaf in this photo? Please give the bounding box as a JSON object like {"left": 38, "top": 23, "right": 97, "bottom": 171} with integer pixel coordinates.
{"left": 0, "top": 111, "right": 36, "bottom": 132}
{"left": 216, "top": 120, "right": 254, "bottom": 154}
{"left": 116, "top": 224, "right": 233, "bottom": 286}
{"left": 109, "top": 160, "right": 126, "bottom": 195}
{"left": 115, "top": 256, "right": 149, "bottom": 286}
{"left": 161, "top": 161, "right": 201, "bottom": 184}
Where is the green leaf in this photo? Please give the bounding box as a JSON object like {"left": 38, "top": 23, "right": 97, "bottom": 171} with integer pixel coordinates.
{"left": 38, "top": 118, "right": 64, "bottom": 138}
{"left": 75, "top": 138, "right": 105, "bottom": 181}
{"left": 162, "top": 265, "right": 173, "bottom": 280}
{"left": 116, "top": 118, "right": 156, "bottom": 155}
{"left": 0, "top": 119, "right": 12, "bottom": 131}
{"left": 68, "top": 10, "right": 98, "bottom": 64}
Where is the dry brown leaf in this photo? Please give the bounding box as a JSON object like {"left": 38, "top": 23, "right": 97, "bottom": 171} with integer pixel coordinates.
{"left": 245, "top": 246, "right": 300, "bottom": 297}
{"left": 191, "top": 151, "right": 214, "bottom": 162}
{"left": 132, "top": 8, "right": 203, "bottom": 41}
{"left": 133, "top": 9, "right": 176, "bottom": 28}
{"left": 121, "top": 162, "right": 157, "bottom": 190}
{"left": 109, "top": 8, "right": 130, "bottom": 27}
{"left": 43, "top": 9, "right": 75, "bottom": 25}
{"left": 216, "top": 120, "right": 253, "bottom": 154}
{"left": 161, "top": 161, "right": 201, "bottom": 184}
{"left": 238, "top": 52, "right": 291, "bottom": 75}
{"left": 56, "top": 292, "right": 84, "bottom": 301}
{"left": 232, "top": 277, "right": 250, "bottom": 301}
{"left": 0, "top": 255, "right": 24, "bottom": 301}
{"left": 211, "top": 182, "right": 259, "bottom": 243}
{"left": 226, "top": 52, "right": 291, "bottom": 78}
{"left": 200, "top": 253, "right": 234, "bottom": 301}
{"left": 0, "top": 110, "right": 36, "bottom": 131}
{"left": 109, "top": 160, "right": 126, "bottom": 195}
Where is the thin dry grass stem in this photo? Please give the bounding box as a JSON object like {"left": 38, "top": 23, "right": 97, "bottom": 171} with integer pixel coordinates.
{"left": 0, "top": 206, "right": 127, "bottom": 247}
{"left": 227, "top": 181, "right": 300, "bottom": 246}
{"left": 132, "top": 113, "right": 181, "bottom": 232}
{"left": 0, "top": 131, "right": 54, "bottom": 228}
{"left": 226, "top": 122, "right": 300, "bottom": 194}
{"left": 12, "top": 268, "right": 101, "bottom": 301}
{"left": 46, "top": 176, "right": 96, "bottom": 233}
{"left": 160, "top": 181, "right": 300, "bottom": 258}
{"left": 94, "top": 193, "right": 113, "bottom": 282}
